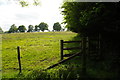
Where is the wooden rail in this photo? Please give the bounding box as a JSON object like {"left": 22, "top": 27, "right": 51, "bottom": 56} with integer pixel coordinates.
{"left": 60, "top": 40, "right": 82, "bottom": 60}
{"left": 59, "top": 38, "right": 88, "bottom": 77}
{"left": 47, "top": 52, "right": 81, "bottom": 70}
{"left": 45, "top": 36, "right": 101, "bottom": 78}
{"left": 63, "top": 41, "right": 82, "bottom": 43}
{"left": 63, "top": 47, "right": 82, "bottom": 50}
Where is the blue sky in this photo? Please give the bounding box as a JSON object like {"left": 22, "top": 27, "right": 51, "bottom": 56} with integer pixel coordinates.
{"left": 0, "top": 0, "right": 64, "bottom": 31}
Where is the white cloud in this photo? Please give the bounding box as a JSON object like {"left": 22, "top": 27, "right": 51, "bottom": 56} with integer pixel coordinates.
{"left": 0, "top": 0, "right": 63, "bottom": 31}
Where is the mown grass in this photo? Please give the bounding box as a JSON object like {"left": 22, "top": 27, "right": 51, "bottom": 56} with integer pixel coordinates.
{"left": 2, "top": 32, "right": 78, "bottom": 78}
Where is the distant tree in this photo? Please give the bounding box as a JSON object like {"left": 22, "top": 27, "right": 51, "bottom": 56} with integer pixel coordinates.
{"left": 8, "top": 24, "right": 18, "bottom": 33}
{"left": 61, "top": 28, "right": 65, "bottom": 31}
{"left": 35, "top": 25, "right": 39, "bottom": 32}
{"left": 27, "top": 25, "right": 34, "bottom": 32}
{"left": 53, "top": 22, "right": 61, "bottom": 31}
{"left": 18, "top": 25, "right": 26, "bottom": 32}
{"left": 4, "top": 31, "right": 9, "bottom": 33}
{"left": 38, "top": 22, "right": 48, "bottom": 32}
{"left": 0, "top": 27, "right": 3, "bottom": 33}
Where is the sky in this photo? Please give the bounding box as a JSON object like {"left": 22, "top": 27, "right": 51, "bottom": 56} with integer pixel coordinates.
{"left": 0, "top": 0, "right": 64, "bottom": 31}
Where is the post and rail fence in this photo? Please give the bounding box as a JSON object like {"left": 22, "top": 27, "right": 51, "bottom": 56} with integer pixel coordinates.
{"left": 60, "top": 37, "right": 89, "bottom": 61}
{"left": 16, "top": 36, "right": 100, "bottom": 77}
{"left": 60, "top": 40, "right": 82, "bottom": 60}
{"left": 60, "top": 37, "right": 89, "bottom": 77}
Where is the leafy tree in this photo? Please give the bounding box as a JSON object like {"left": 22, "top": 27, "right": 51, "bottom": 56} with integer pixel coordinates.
{"left": 35, "top": 25, "right": 39, "bottom": 32}
{"left": 8, "top": 24, "right": 18, "bottom": 33}
{"left": 53, "top": 22, "right": 62, "bottom": 31}
{"left": 38, "top": 22, "right": 48, "bottom": 32}
{"left": 61, "top": 2, "right": 120, "bottom": 37}
{"left": 18, "top": 25, "right": 26, "bottom": 32}
{"left": 0, "top": 27, "right": 3, "bottom": 33}
{"left": 61, "top": 2, "right": 120, "bottom": 71}
{"left": 27, "top": 25, "right": 34, "bottom": 32}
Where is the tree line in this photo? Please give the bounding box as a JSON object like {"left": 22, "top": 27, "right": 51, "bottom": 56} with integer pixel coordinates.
{"left": 0, "top": 22, "right": 65, "bottom": 33}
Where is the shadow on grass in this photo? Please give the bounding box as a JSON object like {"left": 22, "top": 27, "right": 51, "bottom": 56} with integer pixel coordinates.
{"left": 60, "top": 34, "right": 120, "bottom": 79}
{"left": 32, "top": 34, "right": 120, "bottom": 79}
{"left": 2, "top": 34, "right": 120, "bottom": 80}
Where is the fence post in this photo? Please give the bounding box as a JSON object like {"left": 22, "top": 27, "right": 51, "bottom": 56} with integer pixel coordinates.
{"left": 60, "top": 40, "right": 64, "bottom": 60}
{"left": 98, "top": 33, "right": 101, "bottom": 56}
{"left": 82, "top": 37, "right": 87, "bottom": 77}
{"left": 17, "top": 46, "right": 22, "bottom": 73}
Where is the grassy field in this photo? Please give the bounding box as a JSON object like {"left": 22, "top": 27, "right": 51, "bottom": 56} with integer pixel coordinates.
{"left": 2, "top": 32, "right": 79, "bottom": 78}
{"left": 2, "top": 31, "right": 117, "bottom": 79}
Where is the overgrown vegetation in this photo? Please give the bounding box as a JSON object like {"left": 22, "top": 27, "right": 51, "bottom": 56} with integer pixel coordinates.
{"left": 61, "top": 2, "right": 120, "bottom": 79}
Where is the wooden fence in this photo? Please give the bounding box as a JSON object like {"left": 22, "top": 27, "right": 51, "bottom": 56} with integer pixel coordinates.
{"left": 60, "top": 40, "right": 82, "bottom": 60}
{"left": 60, "top": 37, "right": 89, "bottom": 61}
{"left": 60, "top": 37, "right": 88, "bottom": 76}
{"left": 16, "top": 36, "right": 100, "bottom": 77}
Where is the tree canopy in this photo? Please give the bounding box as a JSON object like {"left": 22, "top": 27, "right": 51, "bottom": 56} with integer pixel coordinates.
{"left": 38, "top": 22, "right": 48, "bottom": 32}
{"left": 61, "top": 2, "right": 120, "bottom": 37}
{"left": 8, "top": 24, "right": 18, "bottom": 33}
{"left": 0, "top": 27, "right": 3, "bottom": 33}
{"left": 27, "top": 25, "right": 34, "bottom": 32}
{"left": 53, "top": 22, "right": 62, "bottom": 31}
{"left": 61, "top": 2, "right": 120, "bottom": 66}
{"left": 34, "top": 25, "right": 39, "bottom": 32}
{"left": 18, "top": 25, "right": 26, "bottom": 32}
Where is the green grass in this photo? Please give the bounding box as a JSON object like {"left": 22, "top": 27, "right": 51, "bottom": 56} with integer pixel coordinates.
{"left": 2, "top": 32, "right": 78, "bottom": 78}
{"left": 2, "top": 32, "right": 119, "bottom": 79}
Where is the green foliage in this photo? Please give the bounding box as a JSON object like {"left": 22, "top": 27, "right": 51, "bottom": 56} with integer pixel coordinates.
{"left": 33, "top": 0, "right": 41, "bottom": 6}
{"left": 53, "top": 22, "right": 62, "bottom": 31}
{"left": 38, "top": 22, "right": 48, "bottom": 32}
{"left": 19, "top": 1, "right": 29, "bottom": 7}
{"left": 61, "top": 2, "right": 120, "bottom": 36}
{"left": 34, "top": 25, "right": 39, "bottom": 32}
{"left": 19, "top": 0, "right": 41, "bottom": 7}
{"left": 27, "top": 25, "right": 34, "bottom": 32}
{"left": 61, "top": 3, "right": 120, "bottom": 66}
{"left": 8, "top": 24, "right": 18, "bottom": 33}
{"left": 18, "top": 25, "right": 26, "bottom": 32}
{"left": 0, "top": 27, "right": 3, "bottom": 33}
